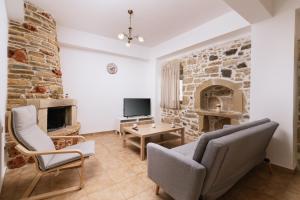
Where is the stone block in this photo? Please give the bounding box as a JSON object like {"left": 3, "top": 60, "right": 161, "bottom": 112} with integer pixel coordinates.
{"left": 209, "top": 55, "right": 218, "bottom": 61}
{"left": 224, "top": 49, "right": 237, "bottom": 56}
{"left": 221, "top": 69, "right": 232, "bottom": 78}
{"left": 241, "top": 44, "right": 251, "bottom": 50}
{"left": 237, "top": 62, "right": 247, "bottom": 69}
{"left": 22, "top": 23, "right": 37, "bottom": 31}
{"left": 205, "top": 66, "right": 219, "bottom": 74}
{"left": 183, "top": 78, "right": 193, "bottom": 84}
{"left": 186, "top": 85, "right": 195, "bottom": 91}
{"left": 187, "top": 58, "right": 197, "bottom": 65}
{"left": 9, "top": 49, "right": 28, "bottom": 63}
{"left": 8, "top": 79, "right": 31, "bottom": 86}
{"left": 243, "top": 81, "right": 250, "bottom": 88}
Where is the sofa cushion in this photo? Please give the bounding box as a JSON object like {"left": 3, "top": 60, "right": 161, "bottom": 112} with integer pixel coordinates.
{"left": 46, "top": 141, "right": 95, "bottom": 170}
{"left": 12, "top": 106, "right": 56, "bottom": 170}
{"left": 172, "top": 141, "right": 197, "bottom": 159}
{"left": 192, "top": 118, "right": 271, "bottom": 163}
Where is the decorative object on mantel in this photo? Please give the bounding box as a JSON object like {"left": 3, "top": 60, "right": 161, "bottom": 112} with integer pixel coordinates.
{"left": 118, "top": 9, "right": 144, "bottom": 47}
{"left": 107, "top": 63, "right": 118, "bottom": 74}
{"left": 65, "top": 93, "right": 69, "bottom": 98}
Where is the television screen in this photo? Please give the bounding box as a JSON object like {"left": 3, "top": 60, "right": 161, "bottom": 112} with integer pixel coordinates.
{"left": 123, "top": 98, "right": 151, "bottom": 117}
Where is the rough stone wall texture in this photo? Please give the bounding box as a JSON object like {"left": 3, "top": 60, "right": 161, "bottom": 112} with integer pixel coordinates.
{"left": 6, "top": 1, "right": 65, "bottom": 169}
{"left": 161, "top": 37, "right": 251, "bottom": 139}
{"left": 297, "top": 40, "right": 300, "bottom": 168}
{"left": 7, "top": 1, "right": 63, "bottom": 111}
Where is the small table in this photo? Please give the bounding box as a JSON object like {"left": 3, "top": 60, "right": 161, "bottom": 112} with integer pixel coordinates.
{"left": 122, "top": 123, "right": 185, "bottom": 160}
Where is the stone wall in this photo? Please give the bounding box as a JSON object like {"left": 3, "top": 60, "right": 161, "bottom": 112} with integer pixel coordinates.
{"left": 161, "top": 37, "right": 251, "bottom": 139}
{"left": 7, "top": 1, "right": 63, "bottom": 111}
{"left": 297, "top": 40, "right": 300, "bottom": 168}
{"left": 6, "top": 1, "right": 64, "bottom": 169}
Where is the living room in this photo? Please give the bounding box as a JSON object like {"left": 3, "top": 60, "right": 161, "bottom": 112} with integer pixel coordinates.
{"left": 0, "top": 0, "right": 300, "bottom": 199}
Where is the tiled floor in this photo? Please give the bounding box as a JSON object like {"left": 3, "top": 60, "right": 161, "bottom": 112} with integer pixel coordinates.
{"left": 1, "top": 132, "right": 300, "bottom": 200}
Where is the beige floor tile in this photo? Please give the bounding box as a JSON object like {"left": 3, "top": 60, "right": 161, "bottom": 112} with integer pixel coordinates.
{"left": 88, "top": 185, "right": 126, "bottom": 200}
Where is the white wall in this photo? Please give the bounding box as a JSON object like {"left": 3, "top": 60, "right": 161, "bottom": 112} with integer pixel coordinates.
{"left": 0, "top": 0, "right": 8, "bottom": 190}
{"left": 250, "top": 0, "right": 300, "bottom": 169}
{"left": 61, "top": 46, "right": 155, "bottom": 134}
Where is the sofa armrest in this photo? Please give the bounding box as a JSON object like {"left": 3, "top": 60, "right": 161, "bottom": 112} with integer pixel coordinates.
{"left": 147, "top": 143, "right": 206, "bottom": 200}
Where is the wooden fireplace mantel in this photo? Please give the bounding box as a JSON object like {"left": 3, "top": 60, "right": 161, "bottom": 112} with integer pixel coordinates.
{"left": 195, "top": 109, "right": 242, "bottom": 119}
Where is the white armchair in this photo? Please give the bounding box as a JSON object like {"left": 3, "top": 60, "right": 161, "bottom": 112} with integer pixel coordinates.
{"left": 8, "top": 105, "right": 95, "bottom": 200}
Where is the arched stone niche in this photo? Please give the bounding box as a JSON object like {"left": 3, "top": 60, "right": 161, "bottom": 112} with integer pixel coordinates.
{"left": 194, "top": 79, "right": 244, "bottom": 132}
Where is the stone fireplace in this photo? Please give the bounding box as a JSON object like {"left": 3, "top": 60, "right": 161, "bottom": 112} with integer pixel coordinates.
{"left": 194, "top": 79, "right": 243, "bottom": 132}
{"left": 5, "top": 2, "right": 81, "bottom": 169}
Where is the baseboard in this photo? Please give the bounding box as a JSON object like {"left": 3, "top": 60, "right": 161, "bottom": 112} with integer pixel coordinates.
{"left": 0, "top": 166, "right": 7, "bottom": 193}
{"left": 271, "top": 164, "right": 297, "bottom": 174}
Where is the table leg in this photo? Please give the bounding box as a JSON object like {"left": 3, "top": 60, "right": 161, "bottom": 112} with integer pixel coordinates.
{"left": 140, "top": 137, "right": 145, "bottom": 160}
{"left": 123, "top": 131, "right": 127, "bottom": 147}
{"left": 180, "top": 128, "right": 185, "bottom": 145}
{"left": 160, "top": 134, "right": 164, "bottom": 142}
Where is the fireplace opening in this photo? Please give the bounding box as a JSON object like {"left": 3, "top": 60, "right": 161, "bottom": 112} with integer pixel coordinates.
{"left": 47, "top": 107, "right": 67, "bottom": 131}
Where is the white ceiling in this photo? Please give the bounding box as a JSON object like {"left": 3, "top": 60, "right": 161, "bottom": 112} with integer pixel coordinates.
{"left": 28, "top": 0, "right": 232, "bottom": 47}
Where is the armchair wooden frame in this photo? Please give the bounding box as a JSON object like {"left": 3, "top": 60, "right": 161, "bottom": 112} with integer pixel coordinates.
{"left": 7, "top": 112, "right": 91, "bottom": 200}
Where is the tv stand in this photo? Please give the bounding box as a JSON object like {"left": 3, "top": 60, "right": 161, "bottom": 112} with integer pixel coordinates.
{"left": 116, "top": 116, "right": 154, "bottom": 135}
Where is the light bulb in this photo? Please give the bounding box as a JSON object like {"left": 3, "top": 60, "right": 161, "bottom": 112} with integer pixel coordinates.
{"left": 138, "top": 36, "right": 144, "bottom": 43}
{"left": 126, "top": 42, "right": 131, "bottom": 47}
{"left": 118, "top": 33, "right": 125, "bottom": 40}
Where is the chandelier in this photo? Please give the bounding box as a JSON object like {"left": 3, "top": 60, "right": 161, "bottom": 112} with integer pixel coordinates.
{"left": 118, "top": 9, "right": 144, "bottom": 47}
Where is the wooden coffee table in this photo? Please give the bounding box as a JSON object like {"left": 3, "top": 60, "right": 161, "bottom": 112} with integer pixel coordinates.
{"left": 122, "top": 123, "right": 185, "bottom": 160}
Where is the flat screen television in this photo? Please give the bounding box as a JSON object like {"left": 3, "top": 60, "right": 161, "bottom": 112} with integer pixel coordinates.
{"left": 123, "top": 98, "right": 151, "bottom": 117}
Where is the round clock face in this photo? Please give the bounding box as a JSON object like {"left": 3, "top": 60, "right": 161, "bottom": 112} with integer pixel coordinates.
{"left": 107, "top": 63, "right": 118, "bottom": 74}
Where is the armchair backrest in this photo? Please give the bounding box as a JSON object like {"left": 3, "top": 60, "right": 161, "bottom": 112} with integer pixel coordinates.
{"left": 11, "top": 105, "right": 56, "bottom": 170}
{"left": 200, "top": 121, "right": 279, "bottom": 198}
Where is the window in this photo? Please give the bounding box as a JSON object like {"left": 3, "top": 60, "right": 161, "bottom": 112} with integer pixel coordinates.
{"left": 179, "top": 64, "right": 183, "bottom": 103}
{"left": 179, "top": 79, "right": 183, "bottom": 102}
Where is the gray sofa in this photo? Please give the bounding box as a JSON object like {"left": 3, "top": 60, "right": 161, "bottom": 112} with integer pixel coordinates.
{"left": 147, "top": 118, "right": 279, "bottom": 200}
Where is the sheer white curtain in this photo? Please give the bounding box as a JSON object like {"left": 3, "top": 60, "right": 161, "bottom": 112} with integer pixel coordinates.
{"left": 160, "top": 60, "right": 180, "bottom": 109}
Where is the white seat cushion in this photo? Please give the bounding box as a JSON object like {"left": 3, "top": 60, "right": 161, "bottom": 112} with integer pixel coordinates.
{"left": 45, "top": 140, "right": 95, "bottom": 170}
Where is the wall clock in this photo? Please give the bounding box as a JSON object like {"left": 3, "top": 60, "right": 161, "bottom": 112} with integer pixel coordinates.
{"left": 107, "top": 63, "right": 118, "bottom": 74}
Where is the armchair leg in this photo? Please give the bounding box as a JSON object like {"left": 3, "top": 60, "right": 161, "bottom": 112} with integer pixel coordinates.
{"left": 21, "top": 164, "right": 85, "bottom": 200}
{"left": 23, "top": 172, "right": 42, "bottom": 198}
{"left": 264, "top": 158, "right": 273, "bottom": 175}
{"left": 79, "top": 164, "right": 85, "bottom": 188}
{"left": 155, "top": 185, "right": 160, "bottom": 195}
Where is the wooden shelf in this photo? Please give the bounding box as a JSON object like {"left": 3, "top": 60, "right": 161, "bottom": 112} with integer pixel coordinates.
{"left": 125, "top": 133, "right": 181, "bottom": 148}
{"left": 195, "top": 109, "right": 242, "bottom": 118}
